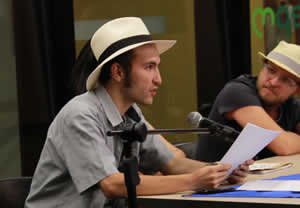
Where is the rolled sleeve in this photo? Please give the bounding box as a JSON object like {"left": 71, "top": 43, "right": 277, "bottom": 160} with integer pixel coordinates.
{"left": 216, "top": 81, "right": 262, "bottom": 116}
{"left": 59, "top": 103, "right": 119, "bottom": 194}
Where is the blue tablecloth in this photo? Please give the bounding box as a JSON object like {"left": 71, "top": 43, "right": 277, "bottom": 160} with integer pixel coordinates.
{"left": 187, "top": 174, "right": 300, "bottom": 198}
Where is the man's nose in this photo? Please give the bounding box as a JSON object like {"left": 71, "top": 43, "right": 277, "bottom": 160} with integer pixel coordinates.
{"left": 154, "top": 69, "right": 162, "bottom": 85}
{"left": 269, "top": 75, "right": 281, "bottom": 86}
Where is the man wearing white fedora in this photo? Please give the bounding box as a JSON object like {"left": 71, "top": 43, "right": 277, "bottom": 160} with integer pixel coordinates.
{"left": 25, "top": 17, "right": 252, "bottom": 208}
{"left": 196, "top": 41, "right": 300, "bottom": 162}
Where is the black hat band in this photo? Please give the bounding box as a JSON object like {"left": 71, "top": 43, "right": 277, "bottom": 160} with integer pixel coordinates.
{"left": 97, "top": 35, "right": 152, "bottom": 64}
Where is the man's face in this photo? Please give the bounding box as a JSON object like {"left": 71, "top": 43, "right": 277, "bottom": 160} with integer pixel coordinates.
{"left": 121, "top": 44, "right": 162, "bottom": 105}
{"left": 256, "top": 61, "right": 300, "bottom": 106}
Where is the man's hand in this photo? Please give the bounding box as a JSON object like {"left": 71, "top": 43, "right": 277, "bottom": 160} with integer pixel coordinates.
{"left": 227, "top": 159, "right": 254, "bottom": 184}
{"left": 190, "top": 164, "right": 232, "bottom": 190}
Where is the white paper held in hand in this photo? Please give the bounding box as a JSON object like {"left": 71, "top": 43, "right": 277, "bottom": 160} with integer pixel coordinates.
{"left": 220, "top": 123, "right": 281, "bottom": 177}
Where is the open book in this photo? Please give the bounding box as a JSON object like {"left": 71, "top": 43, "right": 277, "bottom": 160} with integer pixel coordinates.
{"left": 249, "top": 162, "right": 293, "bottom": 174}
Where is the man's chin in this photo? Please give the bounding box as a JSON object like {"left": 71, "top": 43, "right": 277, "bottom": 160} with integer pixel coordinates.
{"left": 261, "top": 96, "right": 280, "bottom": 106}
{"left": 136, "top": 99, "right": 153, "bottom": 105}
{"left": 144, "top": 100, "right": 153, "bottom": 105}
{"left": 260, "top": 90, "right": 275, "bottom": 101}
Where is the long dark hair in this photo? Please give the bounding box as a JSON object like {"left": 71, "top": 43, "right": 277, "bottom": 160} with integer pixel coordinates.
{"left": 69, "top": 40, "right": 135, "bottom": 98}
{"left": 69, "top": 40, "right": 97, "bottom": 97}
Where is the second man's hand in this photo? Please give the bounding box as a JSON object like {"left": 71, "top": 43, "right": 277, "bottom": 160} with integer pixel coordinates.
{"left": 227, "top": 159, "right": 254, "bottom": 184}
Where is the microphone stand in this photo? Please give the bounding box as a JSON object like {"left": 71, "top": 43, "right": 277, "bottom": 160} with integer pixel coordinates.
{"left": 119, "top": 142, "right": 140, "bottom": 208}
{"left": 116, "top": 122, "right": 147, "bottom": 208}
{"left": 107, "top": 122, "right": 212, "bottom": 208}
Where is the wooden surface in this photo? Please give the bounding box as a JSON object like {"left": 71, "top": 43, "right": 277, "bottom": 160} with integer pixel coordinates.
{"left": 138, "top": 154, "right": 300, "bottom": 208}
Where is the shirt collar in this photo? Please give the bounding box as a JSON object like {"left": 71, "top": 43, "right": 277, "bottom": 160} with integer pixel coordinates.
{"left": 95, "top": 86, "right": 141, "bottom": 127}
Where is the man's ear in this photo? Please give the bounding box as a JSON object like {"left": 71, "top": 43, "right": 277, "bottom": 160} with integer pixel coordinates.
{"left": 110, "top": 63, "right": 124, "bottom": 82}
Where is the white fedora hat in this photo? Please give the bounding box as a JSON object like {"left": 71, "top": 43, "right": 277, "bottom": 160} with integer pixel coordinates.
{"left": 86, "top": 17, "right": 176, "bottom": 90}
{"left": 259, "top": 41, "right": 300, "bottom": 79}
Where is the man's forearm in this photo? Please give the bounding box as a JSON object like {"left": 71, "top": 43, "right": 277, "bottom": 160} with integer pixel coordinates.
{"left": 268, "top": 131, "right": 300, "bottom": 155}
{"left": 100, "top": 162, "right": 241, "bottom": 198}
{"left": 161, "top": 157, "right": 209, "bottom": 175}
{"left": 100, "top": 172, "right": 193, "bottom": 198}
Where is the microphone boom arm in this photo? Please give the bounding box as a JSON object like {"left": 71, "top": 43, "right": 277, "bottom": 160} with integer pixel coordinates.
{"left": 107, "top": 122, "right": 212, "bottom": 141}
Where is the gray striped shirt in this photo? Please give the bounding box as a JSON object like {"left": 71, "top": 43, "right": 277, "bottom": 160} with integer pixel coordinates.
{"left": 25, "top": 86, "right": 174, "bottom": 208}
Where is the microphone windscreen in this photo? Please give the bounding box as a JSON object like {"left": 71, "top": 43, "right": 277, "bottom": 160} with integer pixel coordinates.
{"left": 187, "top": 112, "right": 202, "bottom": 127}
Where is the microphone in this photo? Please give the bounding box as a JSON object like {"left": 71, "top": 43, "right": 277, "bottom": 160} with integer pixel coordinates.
{"left": 187, "top": 112, "right": 240, "bottom": 142}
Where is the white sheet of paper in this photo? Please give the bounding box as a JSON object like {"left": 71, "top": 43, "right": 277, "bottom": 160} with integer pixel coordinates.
{"left": 220, "top": 123, "right": 281, "bottom": 176}
{"left": 237, "top": 180, "right": 300, "bottom": 191}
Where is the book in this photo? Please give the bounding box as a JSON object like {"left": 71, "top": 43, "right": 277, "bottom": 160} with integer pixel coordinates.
{"left": 249, "top": 162, "right": 293, "bottom": 174}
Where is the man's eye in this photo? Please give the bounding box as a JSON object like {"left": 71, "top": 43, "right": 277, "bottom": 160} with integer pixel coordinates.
{"left": 268, "top": 67, "right": 276, "bottom": 74}
{"left": 146, "top": 65, "right": 154, "bottom": 70}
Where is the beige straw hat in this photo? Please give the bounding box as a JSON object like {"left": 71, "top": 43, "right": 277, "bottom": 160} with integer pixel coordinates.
{"left": 258, "top": 41, "right": 300, "bottom": 79}
{"left": 86, "top": 17, "right": 176, "bottom": 90}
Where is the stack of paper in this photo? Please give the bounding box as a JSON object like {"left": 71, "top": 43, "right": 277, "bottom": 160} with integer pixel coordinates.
{"left": 237, "top": 180, "right": 300, "bottom": 192}
{"left": 249, "top": 162, "right": 293, "bottom": 174}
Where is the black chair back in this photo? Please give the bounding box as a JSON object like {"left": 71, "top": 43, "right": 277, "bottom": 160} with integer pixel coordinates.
{"left": 0, "top": 177, "right": 32, "bottom": 208}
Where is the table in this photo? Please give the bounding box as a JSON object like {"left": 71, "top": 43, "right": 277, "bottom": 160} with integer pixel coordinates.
{"left": 138, "top": 154, "right": 300, "bottom": 208}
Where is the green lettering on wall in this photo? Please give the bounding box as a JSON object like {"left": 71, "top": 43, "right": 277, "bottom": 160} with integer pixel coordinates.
{"left": 292, "top": 5, "right": 300, "bottom": 27}
{"left": 276, "top": 6, "right": 291, "bottom": 41}
{"left": 252, "top": 7, "right": 275, "bottom": 38}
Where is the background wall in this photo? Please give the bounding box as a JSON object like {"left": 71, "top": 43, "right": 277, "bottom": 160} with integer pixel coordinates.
{"left": 250, "top": 0, "right": 300, "bottom": 75}
{"left": 0, "top": 0, "right": 21, "bottom": 177}
{"left": 250, "top": 0, "right": 265, "bottom": 76}
{"left": 13, "top": 0, "right": 75, "bottom": 176}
